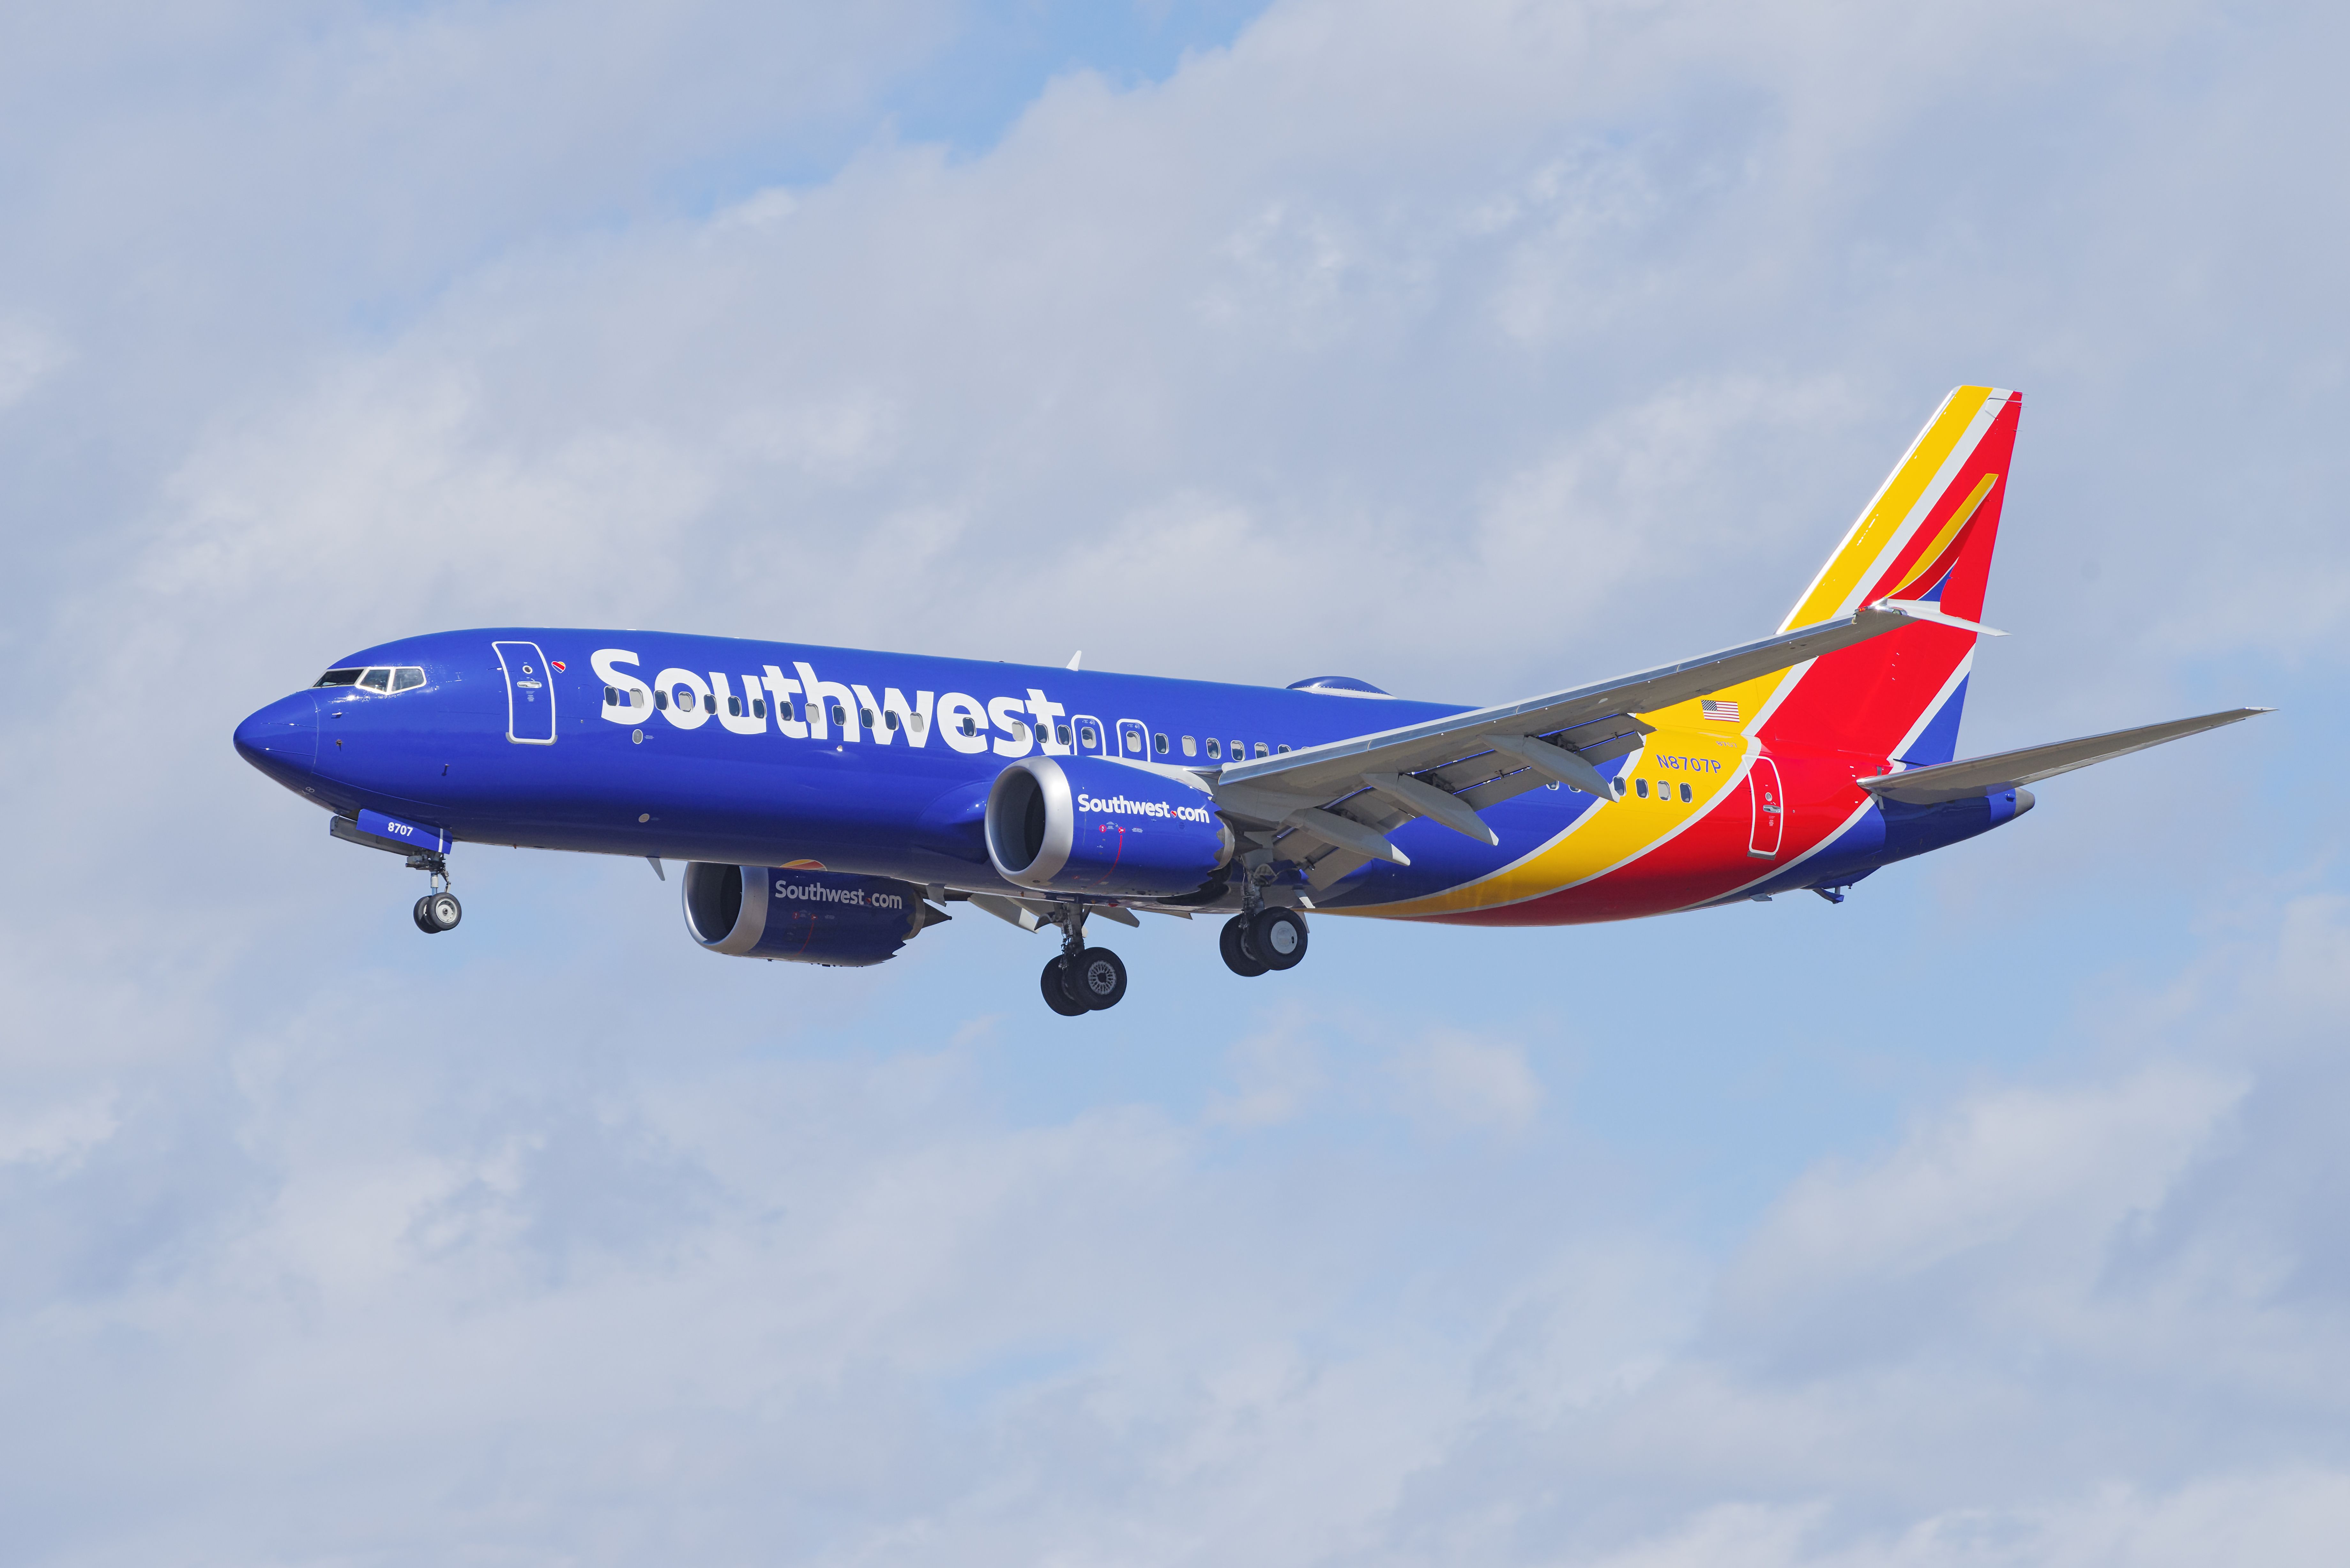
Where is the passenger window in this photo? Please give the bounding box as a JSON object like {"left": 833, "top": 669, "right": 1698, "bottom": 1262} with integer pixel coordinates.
{"left": 358, "top": 668, "right": 391, "bottom": 692}
{"left": 830, "top": 703, "right": 847, "bottom": 725}
{"left": 1125, "top": 732, "right": 1141, "bottom": 753}
{"left": 752, "top": 698, "right": 766, "bottom": 719}
{"left": 314, "top": 669, "right": 362, "bottom": 688}
{"left": 1636, "top": 778, "right": 1649, "bottom": 798}
{"left": 1182, "top": 736, "right": 1197, "bottom": 757}
{"left": 1233, "top": 740, "right": 1245, "bottom": 760}
{"left": 885, "top": 711, "right": 900, "bottom": 730}
{"left": 1611, "top": 778, "right": 1626, "bottom": 797}
{"left": 960, "top": 717, "right": 978, "bottom": 736}
{"left": 1277, "top": 744, "right": 1291, "bottom": 754}
{"left": 1254, "top": 743, "right": 1268, "bottom": 758}
{"left": 392, "top": 667, "right": 424, "bottom": 691}
{"left": 604, "top": 687, "right": 618, "bottom": 707}
{"left": 1679, "top": 783, "right": 1692, "bottom": 803}
{"left": 1079, "top": 725, "right": 1096, "bottom": 747}
{"left": 1154, "top": 733, "right": 1170, "bottom": 754}
{"left": 1206, "top": 738, "right": 1222, "bottom": 759}
{"left": 861, "top": 708, "right": 875, "bottom": 727}
{"left": 728, "top": 696, "right": 742, "bottom": 717}
{"left": 1055, "top": 724, "right": 1071, "bottom": 746}
{"left": 911, "top": 712, "right": 926, "bottom": 732}
{"left": 654, "top": 690, "right": 669, "bottom": 711}
{"left": 678, "top": 690, "right": 696, "bottom": 712}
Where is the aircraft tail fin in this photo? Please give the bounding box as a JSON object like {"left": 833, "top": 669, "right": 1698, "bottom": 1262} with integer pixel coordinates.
{"left": 1754, "top": 387, "right": 2023, "bottom": 763}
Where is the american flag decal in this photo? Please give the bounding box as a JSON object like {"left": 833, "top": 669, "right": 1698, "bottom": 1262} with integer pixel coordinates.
{"left": 1701, "top": 698, "right": 1740, "bottom": 723}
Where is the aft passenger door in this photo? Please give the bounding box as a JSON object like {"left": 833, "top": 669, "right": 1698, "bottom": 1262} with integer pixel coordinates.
{"left": 1746, "top": 755, "right": 1784, "bottom": 859}
{"left": 493, "top": 640, "right": 557, "bottom": 744}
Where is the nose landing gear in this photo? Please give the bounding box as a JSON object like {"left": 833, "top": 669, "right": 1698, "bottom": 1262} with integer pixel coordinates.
{"left": 413, "top": 888, "right": 462, "bottom": 933}
{"left": 409, "top": 852, "right": 461, "bottom": 933}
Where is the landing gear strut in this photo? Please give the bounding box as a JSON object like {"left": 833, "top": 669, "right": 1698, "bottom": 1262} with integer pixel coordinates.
{"left": 408, "top": 851, "right": 462, "bottom": 934}
{"left": 1039, "top": 904, "right": 1126, "bottom": 1015}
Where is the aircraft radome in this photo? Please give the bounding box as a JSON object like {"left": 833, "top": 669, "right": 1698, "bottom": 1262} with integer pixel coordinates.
{"left": 235, "top": 387, "right": 2270, "bottom": 1015}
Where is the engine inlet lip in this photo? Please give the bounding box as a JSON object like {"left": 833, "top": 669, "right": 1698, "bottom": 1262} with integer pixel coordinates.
{"left": 985, "top": 757, "right": 1075, "bottom": 886}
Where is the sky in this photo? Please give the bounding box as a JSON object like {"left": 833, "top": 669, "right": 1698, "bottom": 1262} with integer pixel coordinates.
{"left": 2, "top": 0, "right": 2346, "bottom": 1562}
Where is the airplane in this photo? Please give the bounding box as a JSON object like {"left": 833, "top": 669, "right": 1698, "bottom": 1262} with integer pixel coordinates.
{"left": 234, "top": 386, "right": 2267, "bottom": 1015}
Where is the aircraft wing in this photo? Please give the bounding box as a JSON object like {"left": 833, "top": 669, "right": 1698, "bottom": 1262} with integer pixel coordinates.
{"left": 1855, "top": 707, "right": 2272, "bottom": 805}
{"left": 1209, "top": 598, "right": 1983, "bottom": 885}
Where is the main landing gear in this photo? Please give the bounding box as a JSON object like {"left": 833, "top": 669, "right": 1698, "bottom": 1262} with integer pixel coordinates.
{"left": 1219, "top": 908, "right": 1307, "bottom": 977}
{"left": 409, "top": 851, "right": 462, "bottom": 934}
{"left": 1025, "top": 882, "right": 1307, "bottom": 1014}
{"left": 1040, "top": 906, "right": 1127, "bottom": 1016}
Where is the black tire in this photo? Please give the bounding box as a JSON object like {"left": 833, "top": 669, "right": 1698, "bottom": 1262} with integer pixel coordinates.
{"left": 1219, "top": 915, "right": 1269, "bottom": 977}
{"left": 1073, "top": 946, "right": 1128, "bottom": 1010}
{"left": 428, "top": 892, "right": 462, "bottom": 931}
{"left": 1041, "top": 956, "right": 1089, "bottom": 1016}
{"left": 413, "top": 896, "right": 439, "bottom": 934}
{"left": 1250, "top": 908, "right": 1308, "bottom": 971}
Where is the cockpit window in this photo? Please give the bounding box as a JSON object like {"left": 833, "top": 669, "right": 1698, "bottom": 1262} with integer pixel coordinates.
{"left": 391, "top": 667, "right": 425, "bottom": 691}
{"left": 358, "top": 668, "right": 392, "bottom": 692}
{"left": 315, "top": 668, "right": 362, "bottom": 687}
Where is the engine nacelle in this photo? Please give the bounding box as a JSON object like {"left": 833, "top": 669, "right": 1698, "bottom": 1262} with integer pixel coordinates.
{"left": 682, "top": 863, "right": 939, "bottom": 967}
{"left": 985, "top": 755, "right": 1234, "bottom": 898}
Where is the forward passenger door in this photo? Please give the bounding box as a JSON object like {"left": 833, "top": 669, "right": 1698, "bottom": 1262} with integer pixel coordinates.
{"left": 493, "top": 641, "right": 557, "bottom": 744}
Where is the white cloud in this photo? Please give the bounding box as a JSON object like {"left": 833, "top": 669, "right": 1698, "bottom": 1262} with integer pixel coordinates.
{"left": 0, "top": 1091, "right": 118, "bottom": 1169}
{"left": 1392, "top": 1029, "right": 1547, "bottom": 1134}
{"left": 0, "top": 319, "right": 68, "bottom": 414}
{"left": 1209, "top": 1008, "right": 1329, "bottom": 1127}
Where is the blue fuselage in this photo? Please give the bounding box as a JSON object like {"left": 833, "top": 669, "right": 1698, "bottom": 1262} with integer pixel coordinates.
{"left": 233, "top": 627, "right": 2019, "bottom": 916}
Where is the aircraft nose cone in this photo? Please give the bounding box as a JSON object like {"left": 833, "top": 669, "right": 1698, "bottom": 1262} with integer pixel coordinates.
{"left": 234, "top": 693, "right": 318, "bottom": 782}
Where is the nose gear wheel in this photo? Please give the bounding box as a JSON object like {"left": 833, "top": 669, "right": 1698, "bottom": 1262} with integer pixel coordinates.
{"left": 414, "top": 891, "right": 463, "bottom": 933}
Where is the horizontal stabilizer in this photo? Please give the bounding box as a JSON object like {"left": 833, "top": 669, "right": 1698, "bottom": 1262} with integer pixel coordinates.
{"left": 1857, "top": 707, "right": 2272, "bottom": 804}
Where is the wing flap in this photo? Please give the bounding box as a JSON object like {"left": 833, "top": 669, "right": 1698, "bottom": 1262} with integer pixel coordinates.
{"left": 1858, "top": 707, "right": 2272, "bottom": 804}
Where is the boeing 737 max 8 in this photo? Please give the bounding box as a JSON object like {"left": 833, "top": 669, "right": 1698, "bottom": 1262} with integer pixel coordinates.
{"left": 234, "top": 387, "right": 2267, "bottom": 1014}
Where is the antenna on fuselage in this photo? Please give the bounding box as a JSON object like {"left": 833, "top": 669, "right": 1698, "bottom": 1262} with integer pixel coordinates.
{"left": 1066, "top": 650, "right": 1082, "bottom": 671}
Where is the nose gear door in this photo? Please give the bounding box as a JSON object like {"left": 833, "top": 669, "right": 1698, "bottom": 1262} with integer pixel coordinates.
{"left": 1746, "top": 755, "right": 1785, "bottom": 859}
{"left": 493, "top": 640, "right": 557, "bottom": 744}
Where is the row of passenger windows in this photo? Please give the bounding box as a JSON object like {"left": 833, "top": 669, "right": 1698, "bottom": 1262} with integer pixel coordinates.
{"left": 1622, "top": 778, "right": 1694, "bottom": 803}
{"left": 1065, "top": 725, "right": 1288, "bottom": 760}
{"left": 315, "top": 666, "right": 425, "bottom": 693}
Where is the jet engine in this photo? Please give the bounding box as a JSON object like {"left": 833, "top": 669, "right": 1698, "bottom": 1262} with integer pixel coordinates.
{"left": 985, "top": 755, "right": 1235, "bottom": 899}
{"left": 682, "top": 863, "right": 945, "bottom": 967}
